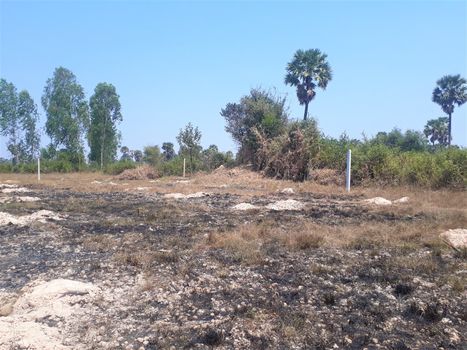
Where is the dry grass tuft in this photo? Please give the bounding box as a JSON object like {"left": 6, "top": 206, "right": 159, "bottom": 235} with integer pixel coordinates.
{"left": 114, "top": 249, "right": 178, "bottom": 269}
{"left": 83, "top": 235, "right": 118, "bottom": 252}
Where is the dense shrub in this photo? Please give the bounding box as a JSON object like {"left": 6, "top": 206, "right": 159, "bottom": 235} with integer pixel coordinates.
{"left": 103, "top": 160, "right": 136, "bottom": 175}
{"left": 255, "top": 119, "right": 320, "bottom": 181}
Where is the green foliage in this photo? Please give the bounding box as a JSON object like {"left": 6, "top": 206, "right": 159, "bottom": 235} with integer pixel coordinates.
{"left": 370, "top": 128, "right": 427, "bottom": 152}
{"left": 120, "top": 146, "right": 133, "bottom": 161}
{"left": 103, "top": 160, "right": 136, "bottom": 175}
{"left": 256, "top": 119, "right": 321, "bottom": 181}
{"left": 0, "top": 79, "right": 40, "bottom": 164}
{"left": 201, "top": 145, "right": 235, "bottom": 171}
{"left": 42, "top": 67, "right": 89, "bottom": 162}
{"left": 162, "top": 142, "right": 175, "bottom": 160}
{"left": 424, "top": 117, "right": 449, "bottom": 147}
{"left": 317, "top": 136, "right": 466, "bottom": 188}
{"left": 285, "top": 49, "right": 332, "bottom": 120}
{"left": 176, "top": 123, "right": 202, "bottom": 173}
{"left": 221, "top": 88, "right": 288, "bottom": 168}
{"left": 432, "top": 74, "right": 467, "bottom": 145}
{"left": 88, "top": 83, "right": 123, "bottom": 169}
{"left": 133, "top": 150, "right": 143, "bottom": 162}
{"left": 143, "top": 145, "right": 162, "bottom": 166}
{"left": 159, "top": 156, "right": 185, "bottom": 176}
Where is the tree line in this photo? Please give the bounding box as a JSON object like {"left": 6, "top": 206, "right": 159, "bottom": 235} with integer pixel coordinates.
{"left": 219, "top": 49, "right": 466, "bottom": 185}
{"left": 0, "top": 51, "right": 466, "bottom": 186}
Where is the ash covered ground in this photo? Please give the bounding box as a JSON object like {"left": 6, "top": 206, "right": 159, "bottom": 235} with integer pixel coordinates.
{"left": 0, "top": 178, "right": 465, "bottom": 349}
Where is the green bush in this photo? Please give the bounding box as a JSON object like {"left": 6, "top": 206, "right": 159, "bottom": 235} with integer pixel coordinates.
{"left": 159, "top": 157, "right": 185, "bottom": 176}
{"left": 103, "top": 161, "right": 136, "bottom": 175}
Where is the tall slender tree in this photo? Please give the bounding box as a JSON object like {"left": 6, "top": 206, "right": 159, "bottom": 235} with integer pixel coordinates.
{"left": 0, "top": 79, "right": 40, "bottom": 164}
{"left": 42, "top": 67, "right": 89, "bottom": 163}
{"left": 432, "top": 74, "right": 467, "bottom": 146}
{"left": 17, "top": 90, "right": 40, "bottom": 161}
{"left": 285, "top": 49, "right": 332, "bottom": 120}
{"left": 0, "top": 79, "right": 19, "bottom": 164}
{"left": 177, "top": 123, "right": 202, "bottom": 173}
{"left": 88, "top": 83, "right": 122, "bottom": 169}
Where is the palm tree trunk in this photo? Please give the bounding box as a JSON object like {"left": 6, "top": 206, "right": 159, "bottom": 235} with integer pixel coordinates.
{"left": 303, "top": 102, "right": 309, "bottom": 120}
{"left": 448, "top": 112, "right": 452, "bottom": 146}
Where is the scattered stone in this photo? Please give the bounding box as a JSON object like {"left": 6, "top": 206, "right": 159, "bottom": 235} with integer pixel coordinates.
{"left": 266, "top": 199, "right": 304, "bottom": 211}
{"left": 164, "top": 192, "right": 209, "bottom": 199}
{"left": 0, "top": 184, "right": 18, "bottom": 188}
{"left": 0, "top": 210, "right": 63, "bottom": 226}
{"left": 1, "top": 187, "right": 30, "bottom": 194}
{"left": 0, "top": 196, "right": 41, "bottom": 203}
{"left": 280, "top": 188, "right": 295, "bottom": 194}
{"left": 232, "top": 203, "right": 260, "bottom": 211}
{"left": 393, "top": 196, "right": 409, "bottom": 204}
{"left": 0, "top": 279, "right": 99, "bottom": 350}
{"left": 440, "top": 228, "right": 467, "bottom": 249}
{"left": 363, "top": 197, "right": 392, "bottom": 206}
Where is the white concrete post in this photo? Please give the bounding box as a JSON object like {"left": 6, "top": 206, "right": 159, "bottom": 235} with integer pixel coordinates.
{"left": 183, "top": 158, "right": 186, "bottom": 178}
{"left": 346, "top": 149, "right": 351, "bottom": 192}
{"left": 37, "top": 157, "right": 41, "bottom": 182}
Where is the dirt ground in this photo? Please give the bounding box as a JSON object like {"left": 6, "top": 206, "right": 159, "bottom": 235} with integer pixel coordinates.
{"left": 0, "top": 169, "right": 466, "bottom": 349}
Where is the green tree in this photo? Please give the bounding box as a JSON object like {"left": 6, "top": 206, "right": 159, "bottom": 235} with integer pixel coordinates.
{"left": 120, "top": 146, "right": 132, "bottom": 161}
{"left": 42, "top": 67, "right": 89, "bottom": 163}
{"left": 424, "top": 117, "right": 449, "bottom": 147}
{"left": 88, "top": 83, "right": 123, "bottom": 169}
{"left": 17, "top": 90, "right": 40, "bottom": 162}
{"left": 285, "top": 49, "right": 332, "bottom": 120}
{"left": 177, "top": 123, "right": 202, "bottom": 173}
{"left": 220, "top": 88, "right": 288, "bottom": 167}
{"left": 162, "top": 142, "right": 175, "bottom": 160}
{"left": 432, "top": 74, "right": 467, "bottom": 146}
{"left": 0, "top": 80, "right": 40, "bottom": 164}
{"left": 0, "top": 79, "right": 19, "bottom": 164}
{"left": 133, "top": 150, "right": 143, "bottom": 162}
{"left": 143, "top": 145, "right": 162, "bottom": 166}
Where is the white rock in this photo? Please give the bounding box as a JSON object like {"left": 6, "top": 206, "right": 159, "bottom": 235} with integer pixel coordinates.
{"left": 164, "top": 192, "right": 208, "bottom": 199}
{"left": 266, "top": 199, "right": 304, "bottom": 211}
{"left": 0, "top": 210, "right": 63, "bottom": 226}
{"left": 232, "top": 203, "right": 260, "bottom": 211}
{"left": 280, "top": 188, "right": 295, "bottom": 194}
{"left": 0, "top": 279, "right": 99, "bottom": 350}
{"left": 363, "top": 197, "right": 392, "bottom": 206}
{"left": 440, "top": 228, "right": 467, "bottom": 249}
{"left": 1, "top": 187, "right": 30, "bottom": 193}
{"left": 393, "top": 196, "right": 409, "bottom": 204}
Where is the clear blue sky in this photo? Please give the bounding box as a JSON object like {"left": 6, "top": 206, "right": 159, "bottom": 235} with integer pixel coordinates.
{"left": 1, "top": 0, "right": 466, "bottom": 157}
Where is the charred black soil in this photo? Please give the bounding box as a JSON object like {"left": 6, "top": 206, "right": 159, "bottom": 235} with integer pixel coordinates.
{"left": 0, "top": 184, "right": 465, "bottom": 349}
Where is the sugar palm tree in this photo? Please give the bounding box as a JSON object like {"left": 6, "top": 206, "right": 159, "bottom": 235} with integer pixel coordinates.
{"left": 285, "top": 49, "right": 332, "bottom": 120}
{"left": 432, "top": 74, "right": 467, "bottom": 146}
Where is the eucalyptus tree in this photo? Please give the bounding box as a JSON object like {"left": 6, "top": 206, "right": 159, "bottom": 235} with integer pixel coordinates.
{"left": 17, "top": 90, "right": 40, "bottom": 161}
{"left": 0, "top": 79, "right": 19, "bottom": 163}
{"left": 432, "top": 74, "right": 467, "bottom": 146}
{"left": 42, "top": 67, "right": 89, "bottom": 163}
{"left": 177, "top": 123, "right": 202, "bottom": 173}
{"left": 285, "top": 49, "right": 332, "bottom": 120}
{"left": 88, "top": 83, "right": 123, "bottom": 168}
{"left": 0, "top": 79, "right": 40, "bottom": 164}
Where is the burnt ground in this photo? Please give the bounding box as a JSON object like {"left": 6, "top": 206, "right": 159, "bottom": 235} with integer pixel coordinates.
{"left": 0, "top": 184, "right": 466, "bottom": 349}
